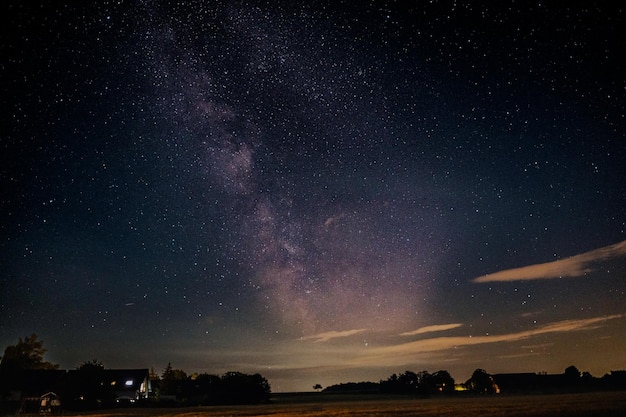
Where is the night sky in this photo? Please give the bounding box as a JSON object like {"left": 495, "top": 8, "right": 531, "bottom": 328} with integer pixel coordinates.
{"left": 2, "top": 1, "right": 625, "bottom": 392}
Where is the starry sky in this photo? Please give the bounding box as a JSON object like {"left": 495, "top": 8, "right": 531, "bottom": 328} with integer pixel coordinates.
{"left": 1, "top": 1, "right": 625, "bottom": 392}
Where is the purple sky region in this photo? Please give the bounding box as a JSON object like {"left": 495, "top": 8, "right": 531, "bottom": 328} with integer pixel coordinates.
{"left": 2, "top": 1, "right": 625, "bottom": 392}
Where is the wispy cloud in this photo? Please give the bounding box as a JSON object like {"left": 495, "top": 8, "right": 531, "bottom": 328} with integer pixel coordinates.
{"left": 496, "top": 352, "right": 542, "bottom": 359}
{"left": 520, "top": 343, "right": 554, "bottom": 349}
{"left": 400, "top": 323, "right": 463, "bottom": 336}
{"left": 300, "top": 329, "right": 368, "bottom": 342}
{"left": 352, "top": 315, "right": 623, "bottom": 366}
{"left": 473, "top": 240, "right": 626, "bottom": 283}
{"left": 201, "top": 316, "right": 623, "bottom": 386}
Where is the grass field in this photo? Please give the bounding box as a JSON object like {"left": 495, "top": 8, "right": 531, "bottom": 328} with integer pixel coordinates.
{"left": 59, "top": 391, "right": 626, "bottom": 417}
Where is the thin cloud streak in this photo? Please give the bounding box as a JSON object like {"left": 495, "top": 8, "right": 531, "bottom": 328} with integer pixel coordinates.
{"left": 496, "top": 352, "right": 542, "bottom": 359}
{"left": 192, "top": 316, "right": 624, "bottom": 383}
{"left": 352, "top": 315, "right": 623, "bottom": 367}
{"left": 300, "top": 329, "right": 368, "bottom": 342}
{"left": 400, "top": 323, "right": 463, "bottom": 336}
{"left": 473, "top": 240, "right": 626, "bottom": 283}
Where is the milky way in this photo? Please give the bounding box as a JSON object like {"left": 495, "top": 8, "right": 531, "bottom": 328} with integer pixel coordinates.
{"left": 2, "top": 1, "right": 625, "bottom": 391}
{"left": 127, "top": 2, "right": 438, "bottom": 335}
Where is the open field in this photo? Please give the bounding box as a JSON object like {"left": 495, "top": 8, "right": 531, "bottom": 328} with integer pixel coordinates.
{"left": 61, "top": 391, "right": 626, "bottom": 417}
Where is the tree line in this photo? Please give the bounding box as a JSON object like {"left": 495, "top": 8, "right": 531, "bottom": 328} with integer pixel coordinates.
{"left": 322, "top": 366, "right": 626, "bottom": 396}
{"left": 3, "top": 333, "right": 626, "bottom": 408}
{"left": 0, "top": 334, "right": 270, "bottom": 409}
{"left": 322, "top": 369, "right": 456, "bottom": 396}
{"left": 154, "top": 362, "right": 270, "bottom": 405}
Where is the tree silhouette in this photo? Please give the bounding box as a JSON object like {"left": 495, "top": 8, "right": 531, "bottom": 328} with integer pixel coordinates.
{"left": 468, "top": 369, "right": 499, "bottom": 394}
{"left": 218, "top": 372, "right": 271, "bottom": 404}
{"left": 429, "top": 370, "right": 455, "bottom": 394}
{"left": 0, "top": 334, "right": 58, "bottom": 373}
{"left": 159, "top": 363, "right": 187, "bottom": 398}
{"left": 313, "top": 383, "right": 323, "bottom": 391}
{"left": 78, "top": 359, "right": 104, "bottom": 371}
{"left": 564, "top": 365, "right": 581, "bottom": 380}
{"left": 380, "top": 371, "right": 419, "bottom": 394}
{"left": 63, "top": 359, "right": 112, "bottom": 409}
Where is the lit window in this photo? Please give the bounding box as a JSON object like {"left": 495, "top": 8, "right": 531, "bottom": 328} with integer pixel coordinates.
{"left": 125, "top": 379, "right": 133, "bottom": 386}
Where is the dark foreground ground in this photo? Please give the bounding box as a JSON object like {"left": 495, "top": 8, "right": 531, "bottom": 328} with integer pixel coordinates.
{"left": 57, "top": 391, "right": 626, "bottom": 417}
